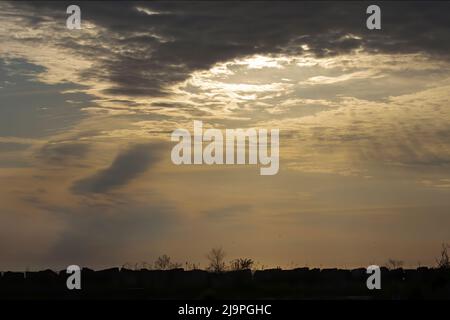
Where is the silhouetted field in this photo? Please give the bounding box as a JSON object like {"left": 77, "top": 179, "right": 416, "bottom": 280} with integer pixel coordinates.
{"left": 1, "top": 267, "right": 450, "bottom": 299}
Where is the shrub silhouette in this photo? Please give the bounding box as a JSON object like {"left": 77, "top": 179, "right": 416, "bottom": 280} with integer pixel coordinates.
{"left": 385, "top": 259, "right": 404, "bottom": 270}
{"left": 154, "top": 254, "right": 181, "bottom": 270}
{"left": 231, "top": 258, "right": 254, "bottom": 271}
{"left": 206, "top": 247, "right": 226, "bottom": 273}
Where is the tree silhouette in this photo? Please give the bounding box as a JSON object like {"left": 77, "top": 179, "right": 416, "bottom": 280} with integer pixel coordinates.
{"left": 154, "top": 254, "right": 181, "bottom": 270}
{"left": 436, "top": 243, "right": 450, "bottom": 269}
{"left": 231, "top": 258, "right": 254, "bottom": 271}
{"left": 206, "top": 247, "right": 226, "bottom": 272}
{"left": 385, "top": 259, "right": 404, "bottom": 270}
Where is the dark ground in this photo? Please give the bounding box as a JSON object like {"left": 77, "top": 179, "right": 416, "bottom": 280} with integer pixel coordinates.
{"left": 1, "top": 267, "right": 449, "bottom": 299}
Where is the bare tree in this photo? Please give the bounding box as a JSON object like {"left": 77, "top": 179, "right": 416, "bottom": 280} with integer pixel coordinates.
{"left": 154, "top": 254, "right": 182, "bottom": 270}
{"left": 436, "top": 243, "right": 450, "bottom": 269}
{"left": 231, "top": 258, "right": 254, "bottom": 271}
{"left": 206, "top": 247, "right": 226, "bottom": 272}
{"left": 386, "top": 259, "right": 404, "bottom": 270}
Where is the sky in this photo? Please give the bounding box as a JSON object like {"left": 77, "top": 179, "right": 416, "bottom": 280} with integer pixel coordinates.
{"left": 0, "top": 1, "right": 449, "bottom": 270}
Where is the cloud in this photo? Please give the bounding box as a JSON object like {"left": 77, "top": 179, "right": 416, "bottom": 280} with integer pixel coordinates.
{"left": 71, "top": 142, "right": 165, "bottom": 194}
{"left": 0, "top": 141, "right": 30, "bottom": 152}
{"left": 0, "top": 57, "right": 94, "bottom": 138}
{"left": 299, "top": 70, "right": 381, "bottom": 85}
{"left": 36, "top": 142, "right": 90, "bottom": 165}
{"left": 4, "top": 1, "right": 450, "bottom": 99}
{"left": 45, "top": 201, "right": 177, "bottom": 268}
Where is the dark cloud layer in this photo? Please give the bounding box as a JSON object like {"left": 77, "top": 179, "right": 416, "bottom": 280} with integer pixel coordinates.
{"left": 71, "top": 142, "right": 164, "bottom": 194}
{"left": 9, "top": 1, "right": 450, "bottom": 97}
{"left": 36, "top": 142, "right": 90, "bottom": 165}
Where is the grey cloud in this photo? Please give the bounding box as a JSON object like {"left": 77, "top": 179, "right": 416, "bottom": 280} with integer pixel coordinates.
{"left": 0, "top": 57, "right": 95, "bottom": 138}
{"left": 71, "top": 142, "right": 165, "bottom": 194}
{"left": 0, "top": 142, "right": 32, "bottom": 168}
{"left": 46, "top": 202, "right": 177, "bottom": 268}
{"left": 7, "top": 2, "right": 450, "bottom": 98}
{"left": 0, "top": 141, "right": 31, "bottom": 152}
{"left": 357, "top": 131, "right": 450, "bottom": 168}
{"left": 36, "top": 142, "right": 90, "bottom": 165}
{"left": 0, "top": 198, "right": 178, "bottom": 269}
